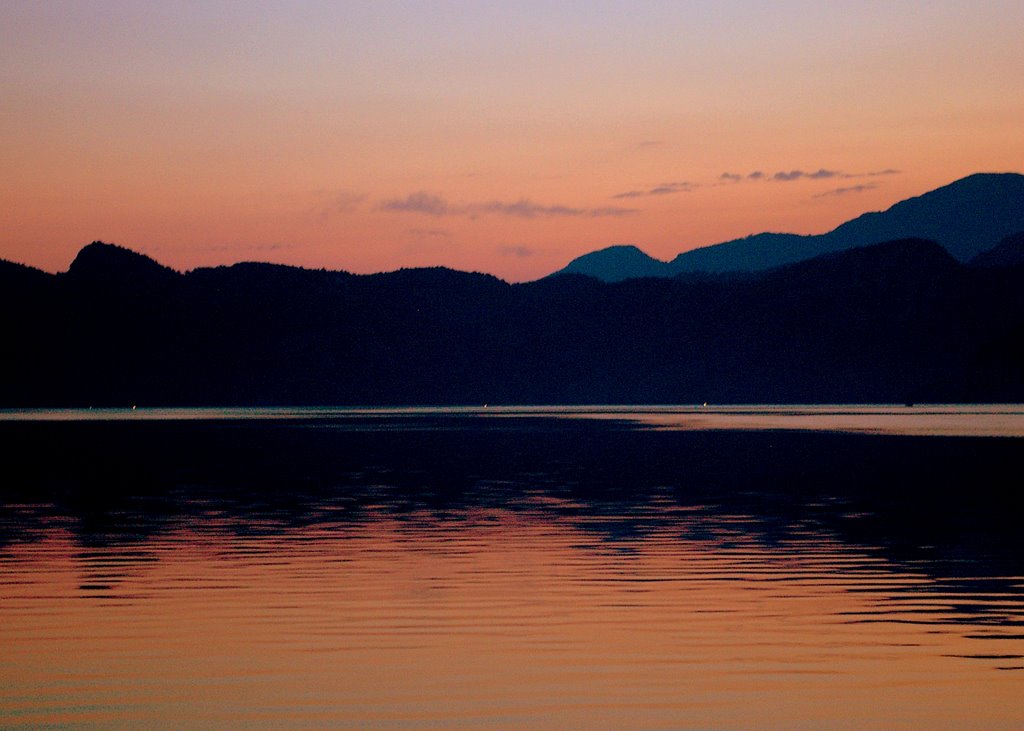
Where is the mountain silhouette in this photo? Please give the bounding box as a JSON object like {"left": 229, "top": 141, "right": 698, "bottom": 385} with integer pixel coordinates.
{"left": 560, "top": 245, "right": 670, "bottom": 282}
{"left": 970, "top": 231, "right": 1024, "bottom": 269}
{"left": 4, "top": 236, "right": 1024, "bottom": 406}
{"left": 66, "top": 241, "right": 180, "bottom": 286}
{"left": 557, "top": 173, "right": 1024, "bottom": 280}
{"left": 821, "top": 173, "right": 1024, "bottom": 261}
{"left": 0, "top": 258, "right": 53, "bottom": 292}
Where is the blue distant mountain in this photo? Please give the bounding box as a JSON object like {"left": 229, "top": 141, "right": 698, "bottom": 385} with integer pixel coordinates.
{"left": 555, "top": 172, "right": 1024, "bottom": 280}
{"left": 970, "top": 231, "right": 1024, "bottom": 269}
{"left": 559, "top": 244, "right": 669, "bottom": 282}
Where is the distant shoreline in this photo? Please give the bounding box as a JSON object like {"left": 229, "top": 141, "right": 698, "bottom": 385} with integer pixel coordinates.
{"left": 4, "top": 404, "right": 1024, "bottom": 438}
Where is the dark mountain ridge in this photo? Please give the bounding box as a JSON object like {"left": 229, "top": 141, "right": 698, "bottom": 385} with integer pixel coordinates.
{"left": 3, "top": 235, "right": 1024, "bottom": 406}
{"left": 66, "top": 241, "right": 180, "bottom": 286}
{"left": 970, "top": 231, "right": 1024, "bottom": 269}
{"left": 557, "top": 173, "right": 1024, "bottom": 280}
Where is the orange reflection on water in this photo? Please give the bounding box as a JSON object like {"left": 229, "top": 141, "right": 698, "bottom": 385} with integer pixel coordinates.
{"left": 2, "top": 503, "right": 1023, "bottom": 729}
{"left": 6, "top": 404, "right": 1024, "bottom": 439}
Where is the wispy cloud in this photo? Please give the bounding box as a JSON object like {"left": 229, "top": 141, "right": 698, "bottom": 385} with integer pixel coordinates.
{"left": 380, "top": 192, "right": 451, "bottom": 216}
{"left": 611, "top": 181, "right": 697, "bottom": 199}
{"left": 720, "top": 167, "right": 901, "bottom": 184}
{"left": 773, "top": 168, "right": 842, "bottom": 182}
{"left": 306, "top": 190, "right": 367, "bottom": 225}
{"left": 498, "top": 245, "right": 535, "bottom": 258}
{"left": 813, "top": 183, "right": 880, "bottom": 198}
{"left": 380, "top": 192, "right": 636, "bottom": 218}
{"left": 636, "top": 140, "right": 665, "bottom": 149}
{"left": 408, "top": 228, "right": 451, "bottom": 238}
{"left": 155, "top": 242, "right": 297, "bottom": 253}
{"left": 474, "top": 199, "right": 635, "bottom": 217}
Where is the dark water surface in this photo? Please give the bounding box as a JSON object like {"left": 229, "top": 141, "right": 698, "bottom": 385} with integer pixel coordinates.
{"left": 2, "top": 409, "right": 1024, "bottom": 728}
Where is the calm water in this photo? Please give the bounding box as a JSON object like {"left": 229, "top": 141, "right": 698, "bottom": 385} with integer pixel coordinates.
{"left": 2, "top": 408, "right": 1024, "bottom": 728}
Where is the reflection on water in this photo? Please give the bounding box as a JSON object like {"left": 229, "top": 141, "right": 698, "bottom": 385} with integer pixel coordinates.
{"left": 1, "top": 412, "right": 1023, "bottom": 728}
{"left": 5, "top": 404, "right": 1024, "bottom": 437}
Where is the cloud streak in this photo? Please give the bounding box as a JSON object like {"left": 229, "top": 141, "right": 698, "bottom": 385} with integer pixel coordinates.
{"left": 719, "top": 167, "right": 901, "bottom": 184}
{"left": 154, "top": 242, "right": 297, "bottom": 253}
{"left": 773, "top": 168, "right": 842, "bottom": 181}
{"left": 813, "top": 183, "right": 880, "bottom": 198}
{"left": 498, "top": 245, "right": 535, "bottom": 258}
{"left": 408, "top": 227, "right": 452, "bottom": 238}
{"left": 611, "top": 181, "right": 696, "bottom": 199}
{"left": 380, "top": 192, "right": 636, "bottom": 218}
{"left": 306, "top": 190, "right": 367, "bottom": 225}
{"left": 380, "top": 192, "right": 451, "bottom": 216}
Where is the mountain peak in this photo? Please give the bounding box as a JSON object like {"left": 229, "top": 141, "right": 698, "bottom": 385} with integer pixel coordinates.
{"left": 826, "top": 172, "right": 1024, "bottom": 261}
{"left": 557, "top": 244, "right": 669, "bottom": 282}
{"left": 935, "top": 171, "right": 1024, "bottom": 191}
{"left": 555, "top": 172, "right": 1024, "bottom": 281}
{"left": 66, "top": 241, "right": 180, "bottom": 284}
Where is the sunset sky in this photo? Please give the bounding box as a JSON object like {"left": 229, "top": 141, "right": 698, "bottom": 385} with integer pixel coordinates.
{"left": 2, "top": 1, "right": 1022, "bottom": 281}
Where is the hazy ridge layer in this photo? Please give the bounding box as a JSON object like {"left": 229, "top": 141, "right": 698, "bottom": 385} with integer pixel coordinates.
{"left": 559, "top": 173, "right": 1024, "bottom": 280}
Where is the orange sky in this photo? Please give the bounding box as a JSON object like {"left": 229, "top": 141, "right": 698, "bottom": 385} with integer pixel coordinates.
{"left": 2, "top": 2, "right": 1022, "bottom": 281}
